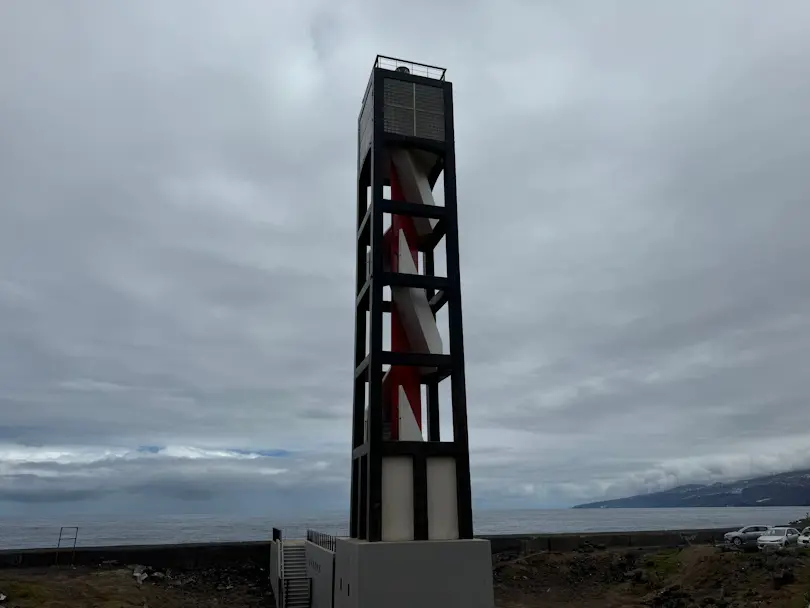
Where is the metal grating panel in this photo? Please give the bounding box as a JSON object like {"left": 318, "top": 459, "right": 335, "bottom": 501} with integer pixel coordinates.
{"left": 383, "top": 106, "right": 414, "bottom": 137}
{"left": 358, "top": 87, "right": 374, "bottom": 163}
{"left": 414, "top": 84, "right": 443, "bottom": 113}
{"left": 384, "top": 79, "right": 412, "bottom": 107}
{"left": 415, "top": 111, "right": 445, "bottom": 141}
{"left": 382, "top": 78, "right": 445, "bottom": 142}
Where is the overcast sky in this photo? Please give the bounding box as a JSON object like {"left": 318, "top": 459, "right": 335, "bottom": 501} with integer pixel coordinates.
{"left": 1, "top": 0, "right": 810, "bottom": 519}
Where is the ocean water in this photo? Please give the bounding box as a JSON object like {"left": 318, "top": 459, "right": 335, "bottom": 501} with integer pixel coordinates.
{"left": 2, "top": 507, "right": 809, "bottom": 550}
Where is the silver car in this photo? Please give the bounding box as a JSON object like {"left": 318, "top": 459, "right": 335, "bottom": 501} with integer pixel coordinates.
{"left": 723, "top": 525, "right": 770, "bottom": 548}
{"left": 757, "top": 527, "right": 800, "bottom": 550}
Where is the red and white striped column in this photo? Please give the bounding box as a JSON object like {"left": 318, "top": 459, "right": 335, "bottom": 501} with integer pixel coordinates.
{"left": 383, "top": 149, "right": 442, "bottom": 443}
{"left": 377, "top": 150, "right": 452, "bottom": 542}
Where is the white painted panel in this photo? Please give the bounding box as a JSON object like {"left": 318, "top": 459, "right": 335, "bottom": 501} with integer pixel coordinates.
{"left": 427, "top": 457, "right": 459, "bottom": 540}
{"left": 381, "top": 456, "right": 414, "bottom": 541}
{"left": 396, "top": 228, "right": 418, "bottom": 275}
{"left": 390, "top": 149, "right": 438, "bottom": 238}
{"left": 392, "top": 230, "right": 443, "bottom": 357}
{"left": 397, "top": 386, "right": 423, "bottom": 441}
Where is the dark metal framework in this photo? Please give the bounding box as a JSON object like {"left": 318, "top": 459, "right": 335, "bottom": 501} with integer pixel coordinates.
{"left": 350, "top": 56, "right": 473, "bottom": 542}
{"left": 55, "top": 526, "right": 79, "bottom": 568}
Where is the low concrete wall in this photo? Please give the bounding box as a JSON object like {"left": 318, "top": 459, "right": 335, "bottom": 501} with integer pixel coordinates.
{"left": 0, "top": 528, "right": 736, "bottom": 570}
{"left": 269, "top": 541, "right": 280, "bottom": 605}
{"left": 333, "top": 537, "right": 493, "bottom": 608}
{"left": 480, "top": 527, "right": 735, "bottom": 554}
{"left": 0, "top": 540, "right": 272, "bottom": 569}
{"left": 306, "top": 541, "right": 335, "bottom": 608}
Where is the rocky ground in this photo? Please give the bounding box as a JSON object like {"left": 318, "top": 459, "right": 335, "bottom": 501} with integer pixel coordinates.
{"left": 494, "top": 543, "right": 810, "bottom": 607}
{"left": 0, "top": 560, "right": 274, "bottom": 607}
{"left": 1, "top": 541, "right": 810, "bottom": 607}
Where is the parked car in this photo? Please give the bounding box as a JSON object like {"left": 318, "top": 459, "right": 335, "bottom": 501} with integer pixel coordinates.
{"left": 723, "top": 525, "right": 770, "bottom": 548}
{"left": 757, "top": 527, "right": 800, "bottom": 550}
{"left": 798, "top": 527, "right": 810, "bottom": 547}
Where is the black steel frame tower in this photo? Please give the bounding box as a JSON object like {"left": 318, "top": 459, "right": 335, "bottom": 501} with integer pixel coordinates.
{"left": 350, "top": 56, "right": 472, "bottom": 543}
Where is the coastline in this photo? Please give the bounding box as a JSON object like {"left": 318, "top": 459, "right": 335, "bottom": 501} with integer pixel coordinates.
{"left": 1, "top": 527, "right": 810, "bottom": 607}
{"left": 0, "top": 527, "right": 736, "bottom": 569}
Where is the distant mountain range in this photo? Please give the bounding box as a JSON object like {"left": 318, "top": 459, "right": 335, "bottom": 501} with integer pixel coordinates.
{"left": 573, "top": 469, "right": 810, "bottom": 509}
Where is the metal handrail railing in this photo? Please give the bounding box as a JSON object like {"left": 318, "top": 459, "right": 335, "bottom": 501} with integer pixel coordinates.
{"left": 55, "top": 526, "right": 79, "bottom": 568}
{"left": 306, "top": 529, "right": 337, "bottom": 552}
{"left": 282, "top": 577, "right": 288, "bottom": 608}
{"left": 278, "top": 540, "right": 285, "bottom": 607}
{"left": 374, "top": 55, "right": 446, "bottom": 81}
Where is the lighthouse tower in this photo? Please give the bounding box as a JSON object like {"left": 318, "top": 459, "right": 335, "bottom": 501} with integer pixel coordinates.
{"left": 339, "top": 55, "right": 494, "bottom": 608}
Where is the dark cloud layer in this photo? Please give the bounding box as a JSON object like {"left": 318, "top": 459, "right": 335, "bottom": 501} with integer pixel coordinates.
{"left": 1, "top": 0, "right": 810, "bottom": 516}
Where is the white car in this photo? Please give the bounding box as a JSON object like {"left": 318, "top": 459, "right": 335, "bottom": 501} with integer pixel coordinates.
{"left": 723, "top": 525, "right": 771, "bottom": 548}
{"left": 798, "top": 527, "right": 810, "bottom": 547}
{"left": 757, "top": 527, "right": 800, "bottom": 550}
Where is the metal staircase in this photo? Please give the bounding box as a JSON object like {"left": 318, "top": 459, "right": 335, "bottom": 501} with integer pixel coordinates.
{"left": 281, "top": 541, "right": 310, "bottom": 608}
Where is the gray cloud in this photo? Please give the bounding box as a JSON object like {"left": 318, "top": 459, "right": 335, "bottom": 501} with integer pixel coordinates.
{"left": 1, "top": 0, "right": 810, "bottom": 516}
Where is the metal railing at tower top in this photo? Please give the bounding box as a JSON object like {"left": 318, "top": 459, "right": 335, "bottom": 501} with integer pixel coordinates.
{"left": 374, "top": 55, "right": 447, "bottom": 81}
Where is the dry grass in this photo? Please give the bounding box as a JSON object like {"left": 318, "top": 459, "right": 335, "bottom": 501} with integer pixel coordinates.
{"left": 494, "top": 545, "right": 810, "bottom": 607}
{"left": 0, "top": 565, "right": 272, "bottom": 608}
{"left": 3, "top": 547, "right": 810, "bottom": 608}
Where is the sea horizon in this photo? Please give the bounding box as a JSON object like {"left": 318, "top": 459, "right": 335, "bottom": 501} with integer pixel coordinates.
{"left": 1, "top": 506, "right": 808, "bottom": 551}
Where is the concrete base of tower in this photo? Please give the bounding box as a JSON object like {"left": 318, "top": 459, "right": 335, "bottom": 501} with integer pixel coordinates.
{"left": 332, "top": 537, "right": 495, "bottom": 608}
